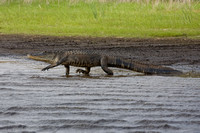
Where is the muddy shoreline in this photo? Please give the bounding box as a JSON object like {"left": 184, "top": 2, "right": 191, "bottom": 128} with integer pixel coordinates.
{"left": 0, "top": 34, "right": 200, "bottom": 66}
{"left": 1, "top": 34, "right": 200, "bottom": 132}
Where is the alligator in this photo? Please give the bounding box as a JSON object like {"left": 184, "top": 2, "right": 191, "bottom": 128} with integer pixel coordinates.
{"left": 27, "top": 50, "right": 182, "bottom": 76}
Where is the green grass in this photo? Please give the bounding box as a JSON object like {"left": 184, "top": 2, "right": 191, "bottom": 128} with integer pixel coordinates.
{"left": 0, "top": 0, "right": 200, "bottom": 38}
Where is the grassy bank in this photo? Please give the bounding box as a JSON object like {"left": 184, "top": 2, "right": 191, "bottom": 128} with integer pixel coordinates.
{"left": 0, "top": 0, "right": 200, "bottom": 38}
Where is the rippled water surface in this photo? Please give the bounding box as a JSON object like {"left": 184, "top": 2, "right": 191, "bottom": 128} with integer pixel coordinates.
{"left": 0, "top": 56, "right": 200, "bottom": 133}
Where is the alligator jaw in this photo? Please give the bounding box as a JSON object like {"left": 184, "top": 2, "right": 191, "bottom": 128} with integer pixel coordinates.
{"left": 27, "top": 54, "right": 54, "bottom": 64}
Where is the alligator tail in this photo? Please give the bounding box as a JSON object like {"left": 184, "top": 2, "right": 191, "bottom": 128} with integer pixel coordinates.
{"left": 114, "top": 58, "right": 182, "bottom": 75}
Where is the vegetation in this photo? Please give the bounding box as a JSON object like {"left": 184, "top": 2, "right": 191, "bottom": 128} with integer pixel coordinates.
{"left": 0, "top": 0, "right": 200, "bottom": 38}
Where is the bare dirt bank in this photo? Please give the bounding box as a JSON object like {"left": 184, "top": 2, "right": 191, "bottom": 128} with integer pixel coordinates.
{"left": 0, "top": 34, "right": 200, "bottom": 66}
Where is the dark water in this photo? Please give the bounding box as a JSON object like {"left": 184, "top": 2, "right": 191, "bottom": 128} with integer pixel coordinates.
{"left": 0, "top": 56, "right": 200, "bottom": 133}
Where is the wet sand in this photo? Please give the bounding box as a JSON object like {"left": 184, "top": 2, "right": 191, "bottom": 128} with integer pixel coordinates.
{"left": 0, "top": 34, "right": 200, "bottom": 132}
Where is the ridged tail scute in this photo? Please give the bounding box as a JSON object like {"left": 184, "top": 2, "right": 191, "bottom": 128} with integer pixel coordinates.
{"left": 115, "top": 58, "right": 182, "bottom": 75}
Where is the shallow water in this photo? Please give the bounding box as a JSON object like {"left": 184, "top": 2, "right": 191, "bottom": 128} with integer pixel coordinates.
{"left": 0, "top": 56, "right": 200, "bottom": 133}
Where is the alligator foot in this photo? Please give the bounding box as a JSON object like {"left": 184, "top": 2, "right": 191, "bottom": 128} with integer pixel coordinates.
{"left": 76, "top": 69, "right": 89, "bottom": 75}
{"left": 42, "top": 63, "right": 60, "bottom": 71}
{"left": 42, "top": 67, "right": 50, "bottom": 71}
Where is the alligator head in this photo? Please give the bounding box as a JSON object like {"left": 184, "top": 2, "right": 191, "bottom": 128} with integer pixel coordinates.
{"left": 27, "top": 51, "right": 58, "bottom": 64}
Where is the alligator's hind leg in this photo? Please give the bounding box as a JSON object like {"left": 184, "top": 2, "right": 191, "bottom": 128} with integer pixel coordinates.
{"left": 101, "top": 56, "right": 113, "bottom": 75}
{"left": 65, "top": 65, "right": 70, "bottom": 76}
{"left": 76, "top": 67, "right": 90, "bottom": 75}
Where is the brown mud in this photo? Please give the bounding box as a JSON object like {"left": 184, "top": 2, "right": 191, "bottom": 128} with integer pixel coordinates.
{"left": 0, "top": 34, "right": 200, "bottom": 66}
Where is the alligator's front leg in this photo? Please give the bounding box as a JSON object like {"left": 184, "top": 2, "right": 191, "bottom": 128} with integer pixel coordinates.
{"left": 42, "top": 64, "right": 59, "bottom": 71}
{"left": 42, "top": 57, "right": 68, "bottom": 71}
{"left": 101, "top": 56, "right": 113, "bottom": 75}
{"left": 76, "top": 67, "right": 90, "bottom": 75}
{"left": 65, "top": 65, "right": 70, "bottom": 76}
